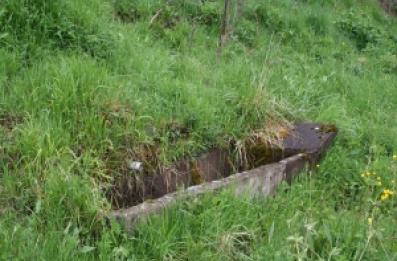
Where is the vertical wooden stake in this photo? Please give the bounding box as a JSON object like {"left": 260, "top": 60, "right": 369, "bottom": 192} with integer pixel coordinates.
{"left": 217, "top": 0, "right": 231, "bottom": 59}
{"left": 236, "top": 0, "right": 244, "bottom": 20}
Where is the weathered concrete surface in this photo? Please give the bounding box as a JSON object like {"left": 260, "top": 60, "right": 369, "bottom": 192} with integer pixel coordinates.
{"left": 110, "top": 123, "right": 337, "bottom": 231}
{"left": 111, "top": 153, "right": 311, "bottom": 231}
{"left": 281, "top": 153, "right": 309, "bottom": 184}
{"left": 282, "top": 123, "right": 337, "bottom": 159}
{"left": 112, "top": 161, "right": 288, "bottom": 231}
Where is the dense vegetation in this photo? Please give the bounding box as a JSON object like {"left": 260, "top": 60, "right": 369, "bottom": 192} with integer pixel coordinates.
{"left": 0, "top": 0, "right": 397, "bottom": 259}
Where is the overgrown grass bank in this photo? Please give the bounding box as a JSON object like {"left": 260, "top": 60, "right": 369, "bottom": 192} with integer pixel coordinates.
{"left": 1, "top": 0, "right": 397, "bottom": 259}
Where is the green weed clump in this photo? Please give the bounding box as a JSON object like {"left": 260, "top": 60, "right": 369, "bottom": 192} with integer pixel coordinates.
{"left": 113, "top": 0, "right": 222, "bottom": 49}
{"left": 338, "top": 11, "right": 388, "bottom": 50}
{"left": 0, "top": 0, "right": 113, "bottom": 58}
{"left": 114, "top": 0, "right": 221, "bottom": 26}
{"left": 1, "top": 0, "right": 397, "bottom": 259}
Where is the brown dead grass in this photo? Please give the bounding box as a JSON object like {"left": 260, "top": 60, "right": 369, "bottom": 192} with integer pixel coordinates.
{"left": 0, "top": 113, "right": 23, "bottom": 131}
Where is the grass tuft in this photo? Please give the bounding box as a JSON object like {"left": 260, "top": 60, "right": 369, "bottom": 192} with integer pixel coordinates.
{"left": 0, "top": 0, "right": 397, "bottom": 259}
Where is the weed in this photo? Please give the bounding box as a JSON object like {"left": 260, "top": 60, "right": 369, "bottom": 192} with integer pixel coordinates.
{"left": 0, "top": 0, "right": 113, "bottom": 59}
{"left": 0, "top": 0, "right": 397, "bottom": 259}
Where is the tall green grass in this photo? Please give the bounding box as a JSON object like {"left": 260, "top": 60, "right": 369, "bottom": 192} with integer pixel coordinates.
{"left": 0, "top": 0, "right": 113, "bottom": 59}
{"left": 0, "top": 0, "right": 397, "bottom": 259}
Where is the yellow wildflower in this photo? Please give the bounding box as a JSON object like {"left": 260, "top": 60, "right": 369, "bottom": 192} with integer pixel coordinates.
{"left": 393, "top": 155, "right": 397, "bottom": 161}
{"left": 380, "top": 189, "right": 394, "bottom": 201}
{"left": 316, "top": 164, "right": 320, "bottom": 168}
{"left": 377, "top": 177, "right": 381, "bottom": 181}
{"left": 381, "top": 193, "right": 390, "bottom": 201}
{"left": 376, "top": 181, "right": 382, "bottom": 186}
{"left": 368, "top": 218, "right": 373, "bottom": 225}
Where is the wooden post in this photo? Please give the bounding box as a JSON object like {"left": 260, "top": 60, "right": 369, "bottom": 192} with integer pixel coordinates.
{"left": 217, "top": 0, "right": 232, "bottom": 58}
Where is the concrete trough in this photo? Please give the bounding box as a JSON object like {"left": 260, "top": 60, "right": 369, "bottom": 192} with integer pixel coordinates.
{"left": 109, "top": 123, "right": 337, "bottom": 231}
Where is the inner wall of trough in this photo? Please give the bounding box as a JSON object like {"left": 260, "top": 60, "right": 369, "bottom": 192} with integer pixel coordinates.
{"left": 109, "top": 144, "right": 285, "bottom": 209}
